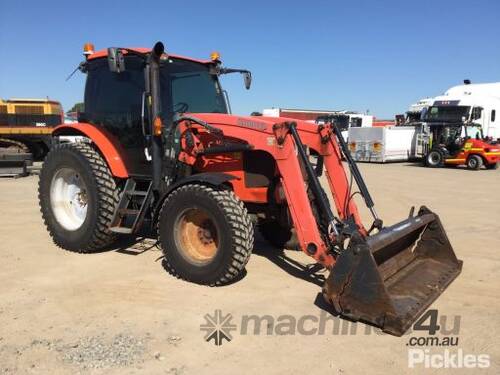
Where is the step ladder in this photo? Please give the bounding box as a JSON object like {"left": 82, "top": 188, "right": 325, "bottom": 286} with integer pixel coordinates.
{"left": 109, "top": 178, "right": 153, "bottom": 234}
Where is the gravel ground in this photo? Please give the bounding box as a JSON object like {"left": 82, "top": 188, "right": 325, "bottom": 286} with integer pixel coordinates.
{"left": 61, "top": 334, "right": 146, "bottom": 369}
{"left": 0, "top": 333, "right": 183, "bottom": 374}
{"left": 0, "top": 163, "right": 499, "bottom": 374}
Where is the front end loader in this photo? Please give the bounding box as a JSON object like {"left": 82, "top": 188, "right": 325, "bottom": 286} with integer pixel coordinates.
{"left": 38, "top": 41, "right": 462, "bottom": 336}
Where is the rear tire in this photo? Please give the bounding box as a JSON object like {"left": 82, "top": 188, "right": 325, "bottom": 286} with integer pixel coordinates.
{"left": 424, "top": 149, "right": 444, "bottom": 168}
{"left": 486, "top": 162, "right": 498, "bottom": 170}
{"left": 158, "top": 184, "right": 253, "bottom": 286}
{"left": 466, "top": 155, "right": 483, "bottom": 170}
{"left": 38, "top": 142, "right": 120, "bottom": 252}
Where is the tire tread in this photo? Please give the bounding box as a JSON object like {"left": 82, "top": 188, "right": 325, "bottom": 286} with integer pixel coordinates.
{"left": 158, "top": 183, "right": 253, "bottom": 286}
{"left": 38, "top": 142, "right": 119, "bottom": 253}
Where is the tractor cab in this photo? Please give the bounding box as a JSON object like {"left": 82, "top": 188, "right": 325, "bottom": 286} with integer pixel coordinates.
{"left": 75, "top": 44, "right": 251, "bottom": 176}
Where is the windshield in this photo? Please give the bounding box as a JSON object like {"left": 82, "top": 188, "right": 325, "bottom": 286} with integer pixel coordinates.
{"left": 465, "top": 125, "right": 483, "bottom": 139}
{"left": 160, "top": 58, "right": 227, "bottom": 115}
{"left": 424, "top": 106, "right": 470, "bottom": 123}
{"left": 318, "top": 114, "right": 350, "bottom": 131}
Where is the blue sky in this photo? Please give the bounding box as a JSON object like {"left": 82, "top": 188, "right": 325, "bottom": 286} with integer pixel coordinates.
{"left": 1, "top": 0, "right": 499, "bottom": 118}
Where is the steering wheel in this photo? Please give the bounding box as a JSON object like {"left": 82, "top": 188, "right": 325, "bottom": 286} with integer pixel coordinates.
{"left": 173, "top": 102, "right": 189, "bottom": 113}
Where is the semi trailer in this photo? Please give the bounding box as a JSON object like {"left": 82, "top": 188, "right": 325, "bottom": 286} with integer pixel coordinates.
{"left": 348, "top": 125, "right": 424, "bottom": 162}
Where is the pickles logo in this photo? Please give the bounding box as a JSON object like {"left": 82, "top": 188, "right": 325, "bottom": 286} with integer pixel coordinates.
{"left": 200, "top": 310, "right": 237, "bottom": 346}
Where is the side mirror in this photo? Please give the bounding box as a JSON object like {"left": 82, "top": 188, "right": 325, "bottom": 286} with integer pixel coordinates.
{"left": 243, "top": 71, "right": 252, "bottom": 90}
{"left": 107, "top": 47, "right": 125, "bottom": 73}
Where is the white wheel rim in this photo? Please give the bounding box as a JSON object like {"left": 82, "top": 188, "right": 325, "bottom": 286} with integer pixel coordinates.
{"left": 50, "top": 167, "right": 89, "bottom": 231}
{"left": 429, "top": 153, "right": 439, "bottom": 165}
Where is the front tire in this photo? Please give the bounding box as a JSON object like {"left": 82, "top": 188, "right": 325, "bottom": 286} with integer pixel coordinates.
{"left": 424, "top": 149, "right": 444, "bottom": 168}
{"left": 467, "top": 155, "right": 483, "bottom": 170}
{"left": 38, "top": 142, "right": 120, "bottom": 252}
{"left": 158, "top": 184, "right": 254, "bottom": 286}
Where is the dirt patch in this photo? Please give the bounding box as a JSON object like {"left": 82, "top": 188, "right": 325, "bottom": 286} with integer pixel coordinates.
{"left": 0, "top": 165, "right": 499, "bottom": 374}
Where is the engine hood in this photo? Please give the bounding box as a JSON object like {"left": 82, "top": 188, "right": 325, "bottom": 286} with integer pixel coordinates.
{"left": 184, "top": 113, "right": 320, "bottom": 134}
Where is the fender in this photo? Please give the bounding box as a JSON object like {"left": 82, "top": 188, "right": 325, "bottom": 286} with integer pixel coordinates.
{"left": 167, "top": 172, "right": 238, "bottom": 189}
{"left": 153, "top": 172, "right": 239, "bottom": 223}
{"left": 53, "top": 123, "right": 129, "bottom": 178}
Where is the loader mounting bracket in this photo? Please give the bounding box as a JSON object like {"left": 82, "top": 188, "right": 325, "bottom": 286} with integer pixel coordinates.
{"left": 318, "top": 124, "right": 333, "bottom": 144}
{"left": 272, "top": 122, "right": 290, "bottom": 146}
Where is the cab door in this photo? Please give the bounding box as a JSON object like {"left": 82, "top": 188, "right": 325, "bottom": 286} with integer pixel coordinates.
{"left": 83, "top": 56, "right": 151, "bottom": 176}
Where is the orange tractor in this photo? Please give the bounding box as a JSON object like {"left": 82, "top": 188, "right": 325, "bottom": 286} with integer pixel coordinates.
{"left": 38, "top": 42, "right": 462, "bottom": 335}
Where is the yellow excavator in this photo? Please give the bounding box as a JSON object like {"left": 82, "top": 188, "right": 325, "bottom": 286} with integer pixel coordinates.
{"left": 0, "top": 98, "right": 63, "bottom": 175}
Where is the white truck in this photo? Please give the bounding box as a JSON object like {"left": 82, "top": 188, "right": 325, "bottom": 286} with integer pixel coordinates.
{"left": 406, "top": 98, "right": 433, "bottom": 123}
{"left": 424, "top": 81, "right": 500, "bottom": 141}
{"left": 349, "top": 81, "right": 500, "bottom": 163}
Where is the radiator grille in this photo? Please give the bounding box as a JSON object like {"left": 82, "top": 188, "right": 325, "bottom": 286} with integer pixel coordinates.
{"left": 15, "top": 105, "right": 44, "bottom": 115}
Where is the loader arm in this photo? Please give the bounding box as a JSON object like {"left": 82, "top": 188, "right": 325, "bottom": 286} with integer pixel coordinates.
{"left": 276, "top": 121, "right": 462, "bottom": 336}
{"left": 177, "top": 114, "right": 462, "bottom": 336}
{"left": 276, "top": 121, "right": 367, "bottom": 231}
{"left": 177, "top": 116, "right": 369, "bottom": 268}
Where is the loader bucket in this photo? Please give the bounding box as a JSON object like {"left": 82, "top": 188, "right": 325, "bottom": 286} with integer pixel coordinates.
{"left": 323, "top": 206, "right": 462, "bottom": 336}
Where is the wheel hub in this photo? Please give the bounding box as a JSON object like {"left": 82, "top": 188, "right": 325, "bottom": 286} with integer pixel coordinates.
{"left": 197, "top": 224, "right": 215, "bottom": 245}
{"left": 175, "top": 208, "right": 219, "bottom": 264}
{"left": 50, "top": 168, "right": 89, "bottom": 231}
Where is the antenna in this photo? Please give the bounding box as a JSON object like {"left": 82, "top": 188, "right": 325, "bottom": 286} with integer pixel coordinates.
{"left": 66, "top": 62, "right": 87, "bottom": 81}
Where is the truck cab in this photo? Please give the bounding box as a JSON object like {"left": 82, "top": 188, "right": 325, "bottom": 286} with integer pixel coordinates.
{"left": 425, "top": 82, "right": 500, "bottom": 141}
